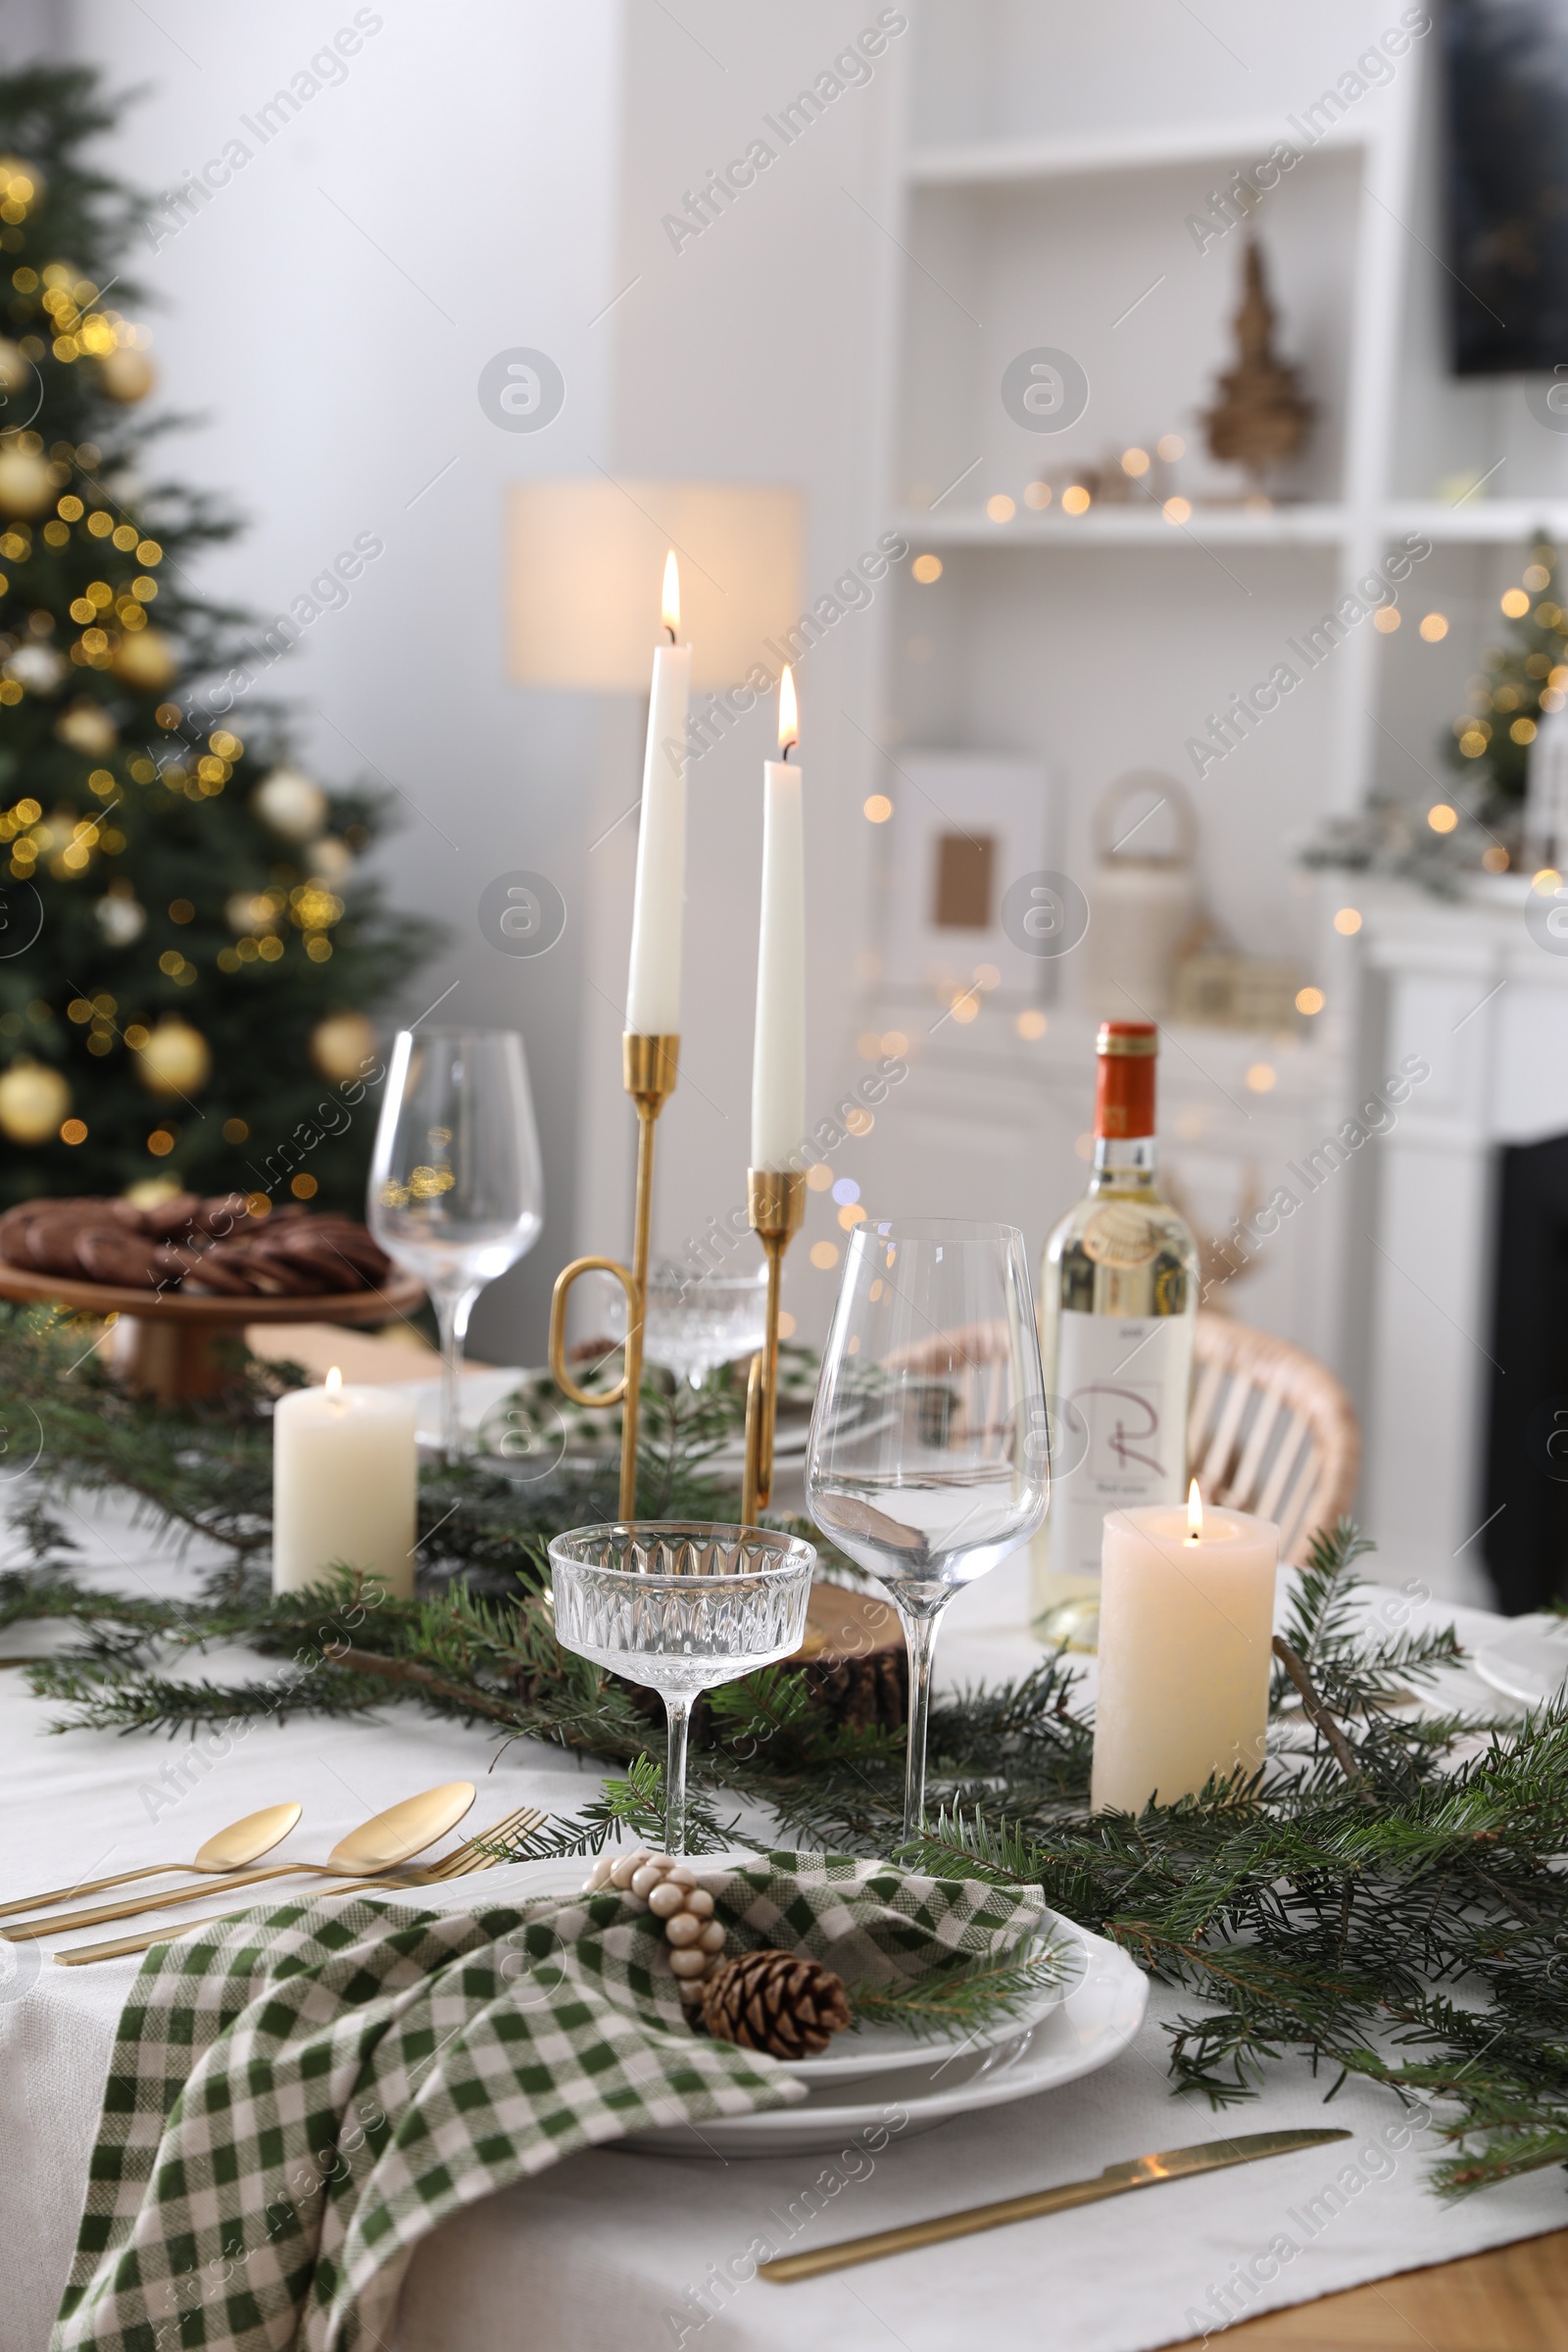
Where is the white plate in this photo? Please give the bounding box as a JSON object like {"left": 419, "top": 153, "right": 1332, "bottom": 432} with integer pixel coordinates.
{"left": 468, "top": 1855, "right": 1146, "bottom": 2159}
{"left": 626, "top": 1915, "right": 1147, "bottom": 2156}
{"left": 1473, "top": 1617, "right": 1568, "bottom": 1706}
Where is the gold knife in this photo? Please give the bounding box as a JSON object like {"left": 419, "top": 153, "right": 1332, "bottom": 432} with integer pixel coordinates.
{"left": 758, "top": 2128, "right": 1353, "bottom": 2283}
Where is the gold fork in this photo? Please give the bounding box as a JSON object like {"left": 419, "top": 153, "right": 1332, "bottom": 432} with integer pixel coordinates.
{"left": 55, "top": 1803, "right": 548, "bottom": 1968}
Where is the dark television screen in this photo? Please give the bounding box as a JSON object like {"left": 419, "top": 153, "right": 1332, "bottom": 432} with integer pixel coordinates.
{"left": 1446, "top": 0, "right": 1568, "bottom": 374}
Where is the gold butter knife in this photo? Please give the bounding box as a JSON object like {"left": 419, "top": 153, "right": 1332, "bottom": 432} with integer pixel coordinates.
{"left": 759, "top": 2128, "right": 1352, "bottom": 2283}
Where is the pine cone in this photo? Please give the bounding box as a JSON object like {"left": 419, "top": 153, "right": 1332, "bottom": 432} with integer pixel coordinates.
{"left": 699, "top": 1947, "right": 852, "bottom": 2060}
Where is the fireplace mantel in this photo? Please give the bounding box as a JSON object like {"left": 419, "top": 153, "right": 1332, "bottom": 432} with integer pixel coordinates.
{"left": 1339, "top": 876, "right": 1568, "bottom": 1595}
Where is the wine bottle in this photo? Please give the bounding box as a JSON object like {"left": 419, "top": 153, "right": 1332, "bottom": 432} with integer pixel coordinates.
{"left": 1032, "top": 1020, "right": 1198, "bottom": 1648}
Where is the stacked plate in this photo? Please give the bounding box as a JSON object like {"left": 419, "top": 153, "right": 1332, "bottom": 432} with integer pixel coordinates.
{"left": 485, "top": 1858, "right": 1148, "bottom": 2159}
{"left": 1474, "top": 1615, "right": 1568, "bottom": 1707}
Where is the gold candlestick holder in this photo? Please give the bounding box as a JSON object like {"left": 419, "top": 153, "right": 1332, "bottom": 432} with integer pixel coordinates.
{"left": 741, "top": 1166, "right": 807, "bottom": 1526}
{"left": 549, "top": 1033, "right": 679, "bottom": 1519}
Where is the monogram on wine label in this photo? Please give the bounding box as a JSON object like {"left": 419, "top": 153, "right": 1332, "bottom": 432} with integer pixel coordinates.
{"left": 1045, "top": 1308, "right": 1193, "bottom": 1583}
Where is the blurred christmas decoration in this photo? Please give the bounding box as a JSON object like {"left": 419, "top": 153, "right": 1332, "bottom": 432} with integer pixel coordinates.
{"left": 0, "top": 1056, "right": 69, "bottom": 1142}
{"left": 132, "top": 1015, "right": 210, "bottom": 1098}
{"left": 1302, "top": 538, "right": 1568, "bottom": 895}
{"left": 310, "top": 1010, "right": 377, "bottom": 1083}
{"left": 0, "top": 66, "right": 437, "bottom": 1209}
{"left": 252, "top": 764, "right": 327, "bottom": 842}
{"left": 1447, "top": 535, "right": 1568, "bottom": 828}
{"left": 1080, "top": 770, "right": 1200, "bottom": 1019}
{"left": 1168, "top": 943, "right": 1302, "bottom": 1032}
{"left": 96, "top": 343, "right": 154, "bottom": 403}
{"left": 1202, "top": 240, "right": 1313, "bottom": 491}
{"left": 0, "top": 441, "right": 53, "bottom": 515}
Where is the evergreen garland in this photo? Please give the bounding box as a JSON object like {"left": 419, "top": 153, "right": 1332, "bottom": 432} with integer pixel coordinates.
{"left": 5, "top": 1306, "right": 1568, "bottom": 2198}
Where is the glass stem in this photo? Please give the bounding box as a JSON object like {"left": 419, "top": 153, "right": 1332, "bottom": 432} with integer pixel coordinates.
{"left": 433, "top": 1285, "right": 478, "bottom": 1465}
{"left": 898, "top": 1602, "right": 947, "bottom": 1845}
{"left": 663, "top": 1693, "right": 693, "bottom": 1857}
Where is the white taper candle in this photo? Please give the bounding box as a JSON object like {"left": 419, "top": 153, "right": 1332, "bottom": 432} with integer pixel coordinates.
{"left": 751, "top": 667, "right": 806, "bottom": 1169}
{"left": 625, "top": 552, "right": 691, "bottom": 1035}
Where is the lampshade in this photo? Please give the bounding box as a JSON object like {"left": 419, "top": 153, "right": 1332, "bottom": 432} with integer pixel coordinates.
{"left": 506, "top": 478, "right": 803, "bottom": 693}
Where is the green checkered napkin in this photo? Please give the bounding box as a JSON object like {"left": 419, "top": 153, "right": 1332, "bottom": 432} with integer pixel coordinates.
{"left": 52, "top": 1852, "right": 1045, "bottom": 2352}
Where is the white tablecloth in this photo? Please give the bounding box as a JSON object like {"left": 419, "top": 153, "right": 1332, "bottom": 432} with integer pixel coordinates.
{"left": 2, "top": 1497, "right": 1564, "bottom": 2352}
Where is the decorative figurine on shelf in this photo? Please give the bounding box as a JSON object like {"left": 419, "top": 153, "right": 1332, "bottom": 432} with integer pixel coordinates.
{"left": 1201, "top": 239, "right": 1314, "bottom": 494}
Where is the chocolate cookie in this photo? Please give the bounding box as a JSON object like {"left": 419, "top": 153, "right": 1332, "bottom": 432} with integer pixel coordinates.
{"left": 75, "top": 1226, "right": 189, "bottom": 1292}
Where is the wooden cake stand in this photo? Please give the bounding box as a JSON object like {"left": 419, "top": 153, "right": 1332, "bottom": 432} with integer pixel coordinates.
{"left": 0, "top": 1255, "right": 426, "bottom": 1404}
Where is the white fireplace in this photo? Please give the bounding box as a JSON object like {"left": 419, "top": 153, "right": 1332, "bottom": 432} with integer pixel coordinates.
{"left": 1342, "top": 876, "right": 1568, "bottom": 1600}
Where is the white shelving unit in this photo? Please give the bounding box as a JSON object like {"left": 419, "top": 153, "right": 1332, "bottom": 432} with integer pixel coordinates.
{"left": 845, "top": 2, "right": 1568, "bottom": 1447}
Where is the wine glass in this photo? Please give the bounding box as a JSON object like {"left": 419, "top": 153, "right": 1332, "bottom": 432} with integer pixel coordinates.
{"left": 806, "top": 1220, "right": 1050, "bottom": 1842}
{"left": 549, "top": 1523, "right": 815, "bottom": 1853}
{"left": 368, "top": 1028, "right": 544, "bottom": 1461}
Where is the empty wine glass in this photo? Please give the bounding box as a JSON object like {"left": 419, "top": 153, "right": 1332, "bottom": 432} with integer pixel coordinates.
{"left": 806, "top": 1221, "right": 1050, "bottom": 1841}
{"left": 549, "top": 1523, "right": 815, "bottom": 1853}
{"left": 369, "top": 1028, "right": 544, "bottom": 1461}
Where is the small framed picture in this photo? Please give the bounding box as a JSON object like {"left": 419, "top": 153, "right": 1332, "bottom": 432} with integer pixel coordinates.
{"left": 879, "top": 751, "right": 1052, "bottom": 996}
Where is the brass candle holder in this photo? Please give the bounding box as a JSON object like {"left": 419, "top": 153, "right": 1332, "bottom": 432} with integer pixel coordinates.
{"left": 549, "top": 1032, "right": 679, "bottom": 1518}
{"left": 741, "top": 1166, "right": 807, "bottom": 1525}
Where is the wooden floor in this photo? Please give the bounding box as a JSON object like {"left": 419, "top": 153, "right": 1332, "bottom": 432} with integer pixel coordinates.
{"left": 1167, "top": 2228, "right": 1568, "bottom": 2350}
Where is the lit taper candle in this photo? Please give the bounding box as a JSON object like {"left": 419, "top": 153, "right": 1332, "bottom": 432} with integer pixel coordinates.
{"left": 625, "top": 551, "right": 691, "bottom": 1035}
{"left": 751, "top": 665, "right": 806, "bottom": 1169}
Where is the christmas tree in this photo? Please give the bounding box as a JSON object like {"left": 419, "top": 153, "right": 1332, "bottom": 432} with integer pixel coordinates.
{"left": 0, "top": 66, "right": 433, "bottom": 1212}
{"left": 1447, "top": 533, "right": 1568, "bottom": 838}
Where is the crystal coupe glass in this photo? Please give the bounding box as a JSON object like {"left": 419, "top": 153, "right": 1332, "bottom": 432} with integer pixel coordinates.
{"left": 549, "top": 1522, "right": 815, "bottom": 1853}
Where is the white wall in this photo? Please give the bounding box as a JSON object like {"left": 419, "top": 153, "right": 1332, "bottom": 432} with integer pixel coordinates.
{"left": 67, "top": 0, "right": 625, "bottom": 1361}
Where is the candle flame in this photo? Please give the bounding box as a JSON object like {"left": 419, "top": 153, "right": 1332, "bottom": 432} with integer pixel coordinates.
{"left": 1187, "top": 1479, "right": 1203, "bottom": 1542}
{"left": 325, "top": 1365, "right": 343, "bottom": 1395}
{"left": 778, "top": 664, "right": 799, "bottom": 753}
{"left": 661, "top": 550, "right": 680, "bottom": 636}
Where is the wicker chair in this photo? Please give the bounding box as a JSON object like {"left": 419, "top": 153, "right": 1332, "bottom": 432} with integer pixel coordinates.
{"left": 1188, "top": 1311, "right": 1360, "bottom": 1565}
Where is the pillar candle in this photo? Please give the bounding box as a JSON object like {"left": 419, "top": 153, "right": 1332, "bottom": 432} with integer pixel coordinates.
{"left": 272, "top": 1369, "right": 418, "bottom": 1597}
{"left": 1091, "top": 1493, "right": 1278, "bottom": 1813}
{"left": 751, "top": 666, "right": 806, "bottom": 1168}
{"left": 625, "top": 553, "right": 691, "bottom": 1035}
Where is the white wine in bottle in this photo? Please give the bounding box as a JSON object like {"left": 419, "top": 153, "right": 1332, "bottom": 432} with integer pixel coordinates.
{"left": 1032, "top": 1021, "right": 1198, "bottom": 1648}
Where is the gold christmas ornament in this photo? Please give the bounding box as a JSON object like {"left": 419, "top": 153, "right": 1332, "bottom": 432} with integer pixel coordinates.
{"left": 0, "top": 444, "right": 54, "bottom": 518}
{"left": 252, "top": 765, "right": 327, "bottom": 842}
{"left": 310, "top": 1011, "right": 377, "bottom": 1083}
{"left": 0, "top": 338, "right": 28, "bottom": 394}
{"left": 132, "top": 1016, "right": 211, "bottom": 1098}
{"left": 0, "top": 1057, "right": 71, "bottom": 1144}
{"left": 97, "top": 346, "right": 156, "bottom": 404}
{"left": 111, "top": 627, "right": 176, "bottom": 691}
{"left": 0, "top": 158, "right": 43, "bottom": 210}
{"left": 55, "top": 701, "right": 119, "bottom": 755}
{"left": 1202, "top": 240, "right": 1314, "bottom": 489}
{"left": 124, "top": 1175, "right": 181, "bottom": 1209}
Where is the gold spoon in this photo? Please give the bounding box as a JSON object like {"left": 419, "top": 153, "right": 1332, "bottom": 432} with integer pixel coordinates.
{"left": 6, "top": 1783, "right": 475, "bottom": 1940}
{"left": 0, "top": 1802, "right": 305, "bottom": 1921}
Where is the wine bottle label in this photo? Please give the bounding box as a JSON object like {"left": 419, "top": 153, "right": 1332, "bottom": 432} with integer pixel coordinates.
{"left": 1046, "top": 1308, "right": 1194, "bottom": 1583}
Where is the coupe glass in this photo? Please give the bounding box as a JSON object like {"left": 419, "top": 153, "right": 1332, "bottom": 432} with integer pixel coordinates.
{"left": 806, "top": 1221, "right": 1050, "bottom": 1841}
{"left": 549, "top": 1522, "right": 815, "bottom": 1853}
{"left": 369, "top": 1028, "right": 543, "bottom": 1461}
{"left": 605, "top": 1261, "right": 770, "bottom": 1389}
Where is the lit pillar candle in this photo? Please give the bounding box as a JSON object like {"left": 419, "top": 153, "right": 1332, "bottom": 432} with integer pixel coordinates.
{"left": 625, "top": 551, "right": 692, "bottom": 1035}
{"left": 272, "top": 1367, "right": 418, "bottom": 1598}
{"left": 751, "top": 665, "right": 806, "bottom": 1169}
{"left": 1091, "top": 1485, "right": 1278, "bottom": 1813}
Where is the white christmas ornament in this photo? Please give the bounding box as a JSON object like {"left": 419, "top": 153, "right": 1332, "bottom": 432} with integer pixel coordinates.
{"left": 5, "top": 641, "right": 66, "bottom": 695}
{"left": 94, "top": 893, "right": 146, "bottom": 946}
{"left": 253, "top": 766, "right": 327, "bottom": 842}
{"left": 305, "top": 836, "right": 353, "bottom": 884}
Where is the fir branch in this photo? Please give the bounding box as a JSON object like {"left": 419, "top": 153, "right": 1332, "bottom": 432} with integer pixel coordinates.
{"left": 847, "top": 1943, "right": 1071, "bottom": 2038}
